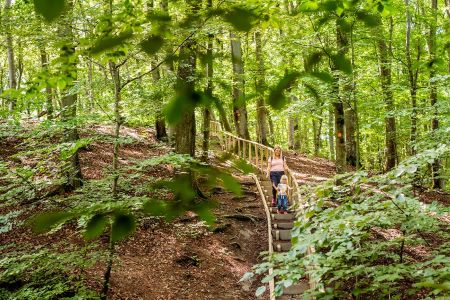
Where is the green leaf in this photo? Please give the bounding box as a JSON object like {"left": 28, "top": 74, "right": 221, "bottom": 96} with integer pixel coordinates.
{"left": 268, "top": 71, "right": 301, "bottom": 110}
{"left": 310, "top": 71, "right": 333, "bottom": 83}
{"left": 219, "top": 173, "right": 242, "bottom": 196}
{"left": 331, "top": 53, "right": 352, "bottom": 74}
{"left": 299, "top": 0, "right": 319, "bottom": 12}
{"left": 193, "top": 202, "right": 216, "bottom": 226}
{"left": 240, "top": 272, "right": 254, "bottom": 282}
{"left": 224, "top": 7, "right": 257, "bottom": 32}
{"left": 84, "top": 214, "right": 108, "bottom": 240}
{"left": 283, "top": 279, "right": 293, "bottom": 288}
{"left": 140, "top": 35, "right": 164, "bottom": 55}
{"left": 111, "top": 213, "right": 136, "bottom": 242}
{"left": 34, "top": 0, "right": 66, "bottom": 23}
{"left": 165, "top": 88, "right": 202, "bottom": 124}
{"left": 255, "top": 286, "right": 266, "bottom": 297}
{"left": 143, "top": 199, "right": 167, "bottom": 216}
{"left": 233, "top": 158, "right": 255, "bottom": 174}
{"left": 90, "top": 31, "right": 133, "bottom": 55}
{"left": 356, "top": 12, "right": 381, "bottom": 27}
{"left": 30, "top": 211, "right": 73, "bottom": 234}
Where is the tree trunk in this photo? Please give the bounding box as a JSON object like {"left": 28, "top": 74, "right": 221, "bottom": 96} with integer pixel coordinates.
{"left": 405, "top": 0, "right": 420, "bottom": 154}
{"left": 202, "top": 3, "right": 213, "bottom": 161}
{"left": 175, "top": 38, "right": 197, "bottom": 156}
{"left": 333, "top": 20, "right": 347, "bottom": 172}
{"left": 328, "top": 105, "right": 335, "bottom": 160}
{"left": 59, "top": 0, "right": 82, "bottom": 190}
{"left": 87, "top": 59, "right": 94, "bottom": 112}
{"left": 230, "top": 32, "right": 250, "bottom": 139}
{"left": 268, "top": 113, "right": 275, "bottom": 146}
{"left": 5, "top": 0, "right": 17, "bottom": 112}
{"left": 254, "top": 31, "right": 269, "bottom": 145}
{"left": 337, "top": 20, "right": 357, "bottom": 168}
{"left": 288, "top": 116, "right": 295, "bottom": 149}
{"left": 109, "top": 62, "right": 122, "bottom": 197}
{"left": 428, "top": 0, "right": 443, "bottom": 189}
{"left": 40, "top": 48, "right": 53, "bottom": 120}
{"left": 375, "top": 18, "right": 397, "bottom": 171}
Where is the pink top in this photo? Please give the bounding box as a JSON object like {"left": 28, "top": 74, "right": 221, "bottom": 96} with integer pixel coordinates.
{"left": 269, "top": 156, "right": 284, "bottom": 172}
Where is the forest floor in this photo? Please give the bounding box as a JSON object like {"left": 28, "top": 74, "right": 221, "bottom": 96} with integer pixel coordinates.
{"left": 1, "top": 125, "right": 271, "bottom": 299}
{"left": 1, "top": 123, "right": 449, "bottom": 299}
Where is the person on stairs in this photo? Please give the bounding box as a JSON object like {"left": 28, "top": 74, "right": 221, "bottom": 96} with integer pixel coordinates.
{"left": 276, "top": 175, "right": 292, "bottom": 214}
{"left": 266, "top": 146, "right": 289, "bottom": 206}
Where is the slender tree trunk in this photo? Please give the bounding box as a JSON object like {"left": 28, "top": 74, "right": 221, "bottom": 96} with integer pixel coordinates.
{"left": 333, "top": 20, "right": 347, "bottom": 172}
{"left": 288, "top": 116, "right": 295, "bottom": 149}
{"left": 230, "top": 32, "right": 250, "bottom": 139}
{"left": 88, "top": 60, "right": 95, "bottom": 112}
{"left": 40, "top": 48, "right": 53, "bottom": 120}
{"left": 375, "top": 18, "right": 397, "bottom": 171}
{"left": 214, "top": 97, "right": 232, "bottom": 132}
{"left": 59, "top": 0, "right": 82, "bottom": 190}
{"left": 254, "top": 31, "right": 269, "bottom": 145}
{"left": 405, "top": 0, "right": 420, "bottom": 154}
{"left": 446, "top": 0, "right": 450, "bottom": 72}
{"left": 268, "top": 113, "right": 275, "bottom": 145}
{"left": 202, "top": 4, "right": 213, "bottom": 160}
{"left": 328, "top": 105, "right": 335, "bottom": 160}
{"left": 109, "top": 62, "right": 122, "bottom": 197}
{"left": 428, "top": 0, "right": 443, "bottom": 189}
{"left": 5, "top": 0, "right": 17, "bottom": 112}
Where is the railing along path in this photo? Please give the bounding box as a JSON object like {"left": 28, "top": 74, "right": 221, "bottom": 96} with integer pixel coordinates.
{"left": 210, "top": 121, "right": 319, "bottom": 298}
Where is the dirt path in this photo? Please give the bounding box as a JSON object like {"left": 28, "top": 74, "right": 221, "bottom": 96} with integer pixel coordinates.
{"left": 284, "top": 150, "right": 336, "bottom": 185}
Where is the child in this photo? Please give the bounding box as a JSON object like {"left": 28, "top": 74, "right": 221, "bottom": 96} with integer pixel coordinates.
{"left": 276, "top": 175, "right": 292, "bottom": 214}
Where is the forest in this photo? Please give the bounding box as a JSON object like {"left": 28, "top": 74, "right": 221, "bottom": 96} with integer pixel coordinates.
{"left": 0, "top": 0, "right": 449, "bottom": 299}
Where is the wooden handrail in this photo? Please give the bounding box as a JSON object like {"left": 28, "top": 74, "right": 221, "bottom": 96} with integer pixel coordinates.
{"left": 210, "top": 120, "right": 321, "bottom": 295}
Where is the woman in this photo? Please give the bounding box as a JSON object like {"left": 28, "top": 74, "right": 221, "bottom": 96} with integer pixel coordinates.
{"left": 266, "top": 146, "right": 289, "bottom": 206}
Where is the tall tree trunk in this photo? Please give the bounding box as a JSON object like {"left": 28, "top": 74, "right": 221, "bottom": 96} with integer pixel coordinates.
{"left": 202, "top": 0, "right": 214, "bottom": 160}
{"left": 109, "top": 62, "right": 122, "bottom": 197}
{"left": 405, "top": 0, "right": 420, "bottom": 154}
{"left": 59, "top": 0, "right": 82, "bottom": 190}
{"left": 446, "top": 0, "right": 450, "bottom": 72}
{"left": 230, "top": 32, "right": 250, "bottom": 139}
{"left": 175, "top": 2, "right": 198, "bottom": 156}
{"left": 333, "top": 20, "right": 347, "bottom": 172}
{"left": 337, "top": 20, "right": 357, "bottom": 168}
{"left": 214, "top": 97, "right": 232, "bottom": 132}
{"left": 428, "top": 0, "right": 443, "bottom": 189}
{"left": 5, "top": 0, "right": 17, "bottom": 112}
{"left": 313, "top": 117, "right": 323, "bottom": 157}
{"left": 40, "top": 48, "right": 53, "bottom": 120}
{"left": 268, "top": 113, "right": 275, "bottom": 145}
{"left": 375, "top": 18, "right": 397, "bottom": 171}
{"left": 288, "top": 116, "right": 295, "bottom": 149}
{"left": 254, "top": 31, "right": 269, "bottom": 145}
{"left": 328, "top": 105, "right": 335, "bottom": 160}
{"left": 87, "top": 59, "right": 94, "bottom": 112}
{"left": 152, "top": 60, "right": 167, "bottom": 141}
{"left": 148, "top": 0, "right": 167, "bottom": 141}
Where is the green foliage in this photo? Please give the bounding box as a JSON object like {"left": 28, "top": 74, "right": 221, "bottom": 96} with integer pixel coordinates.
{"left": 0, "top": 244, "right": 100, "bottom": 299}
{"left": 33, "top": 0, "right": 66, "bottom": 22}
{"left": 140, "top": 35, "right": 164, "bottom": 55}
{"left": 111, "top": 212, "right": 136, "bottom": 242}
{"left": 251, "top": 146, "right": 450, "bottom": 298}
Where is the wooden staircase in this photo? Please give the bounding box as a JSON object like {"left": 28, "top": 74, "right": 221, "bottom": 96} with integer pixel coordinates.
{"left": 258, "top": 177, "right": 308, "bottom": 299}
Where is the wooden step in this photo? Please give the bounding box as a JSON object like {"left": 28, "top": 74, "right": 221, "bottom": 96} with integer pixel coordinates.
{"left": 274, "top": 241, "right": 291, "bottom": 252}
{"left": 271, "top": 213, "right": 295, "bottom": 221}
{"left": 282, "top": 281, "right": 309, "bottom": 295}
{"left": 272, "top": 222, "right": 294, "bottom": 229}
{"left": 272, "top": 229, "right": 291, "bottom": 241}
